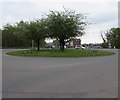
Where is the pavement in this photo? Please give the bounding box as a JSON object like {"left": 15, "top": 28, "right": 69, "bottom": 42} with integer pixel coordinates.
{"left": 2, "top": 49, "right": 118, "bottom": 98}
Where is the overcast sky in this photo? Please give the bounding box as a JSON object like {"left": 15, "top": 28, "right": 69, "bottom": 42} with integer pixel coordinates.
{"left": 0, "top": 0, "right": 119, "bottom": 44}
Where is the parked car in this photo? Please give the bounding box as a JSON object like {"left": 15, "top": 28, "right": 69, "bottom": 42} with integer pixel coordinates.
{"left": 75, "top": 45, "right": 85, "bottom": 49}
{"left": 94, "top": 45, "right": 102, "bottom": 49}
{"left": 64, "top": 46, "right": 67, "bottom": 49}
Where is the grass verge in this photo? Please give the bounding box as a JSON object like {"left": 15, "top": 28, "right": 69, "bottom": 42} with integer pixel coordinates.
{"left": 6, "top": 49, "right": 115, "bottom": 57}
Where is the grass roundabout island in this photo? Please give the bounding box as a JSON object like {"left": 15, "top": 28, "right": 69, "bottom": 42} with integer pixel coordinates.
{"left": 6, "top": 49, "right": 115, "bottom": 57}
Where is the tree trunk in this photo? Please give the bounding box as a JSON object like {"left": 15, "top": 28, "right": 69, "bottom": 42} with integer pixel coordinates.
{"left": 37, "top": 39, "right": 40, "bottom": 51}
{"left": 60, "top": 39, "right": 65, "bottom": 52}
{"left": 60, "top": 42, "right": 62, "bottom": 50}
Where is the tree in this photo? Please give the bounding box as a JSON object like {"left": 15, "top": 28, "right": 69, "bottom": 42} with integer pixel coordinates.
{"left": 46, "top": 9, "right": 87, "bottom": 51}
{"left": 102, "top": 28, "right": 120, "bottom": 49}
{"left": 16, "top": 21, "right": 31, "bottom": 47}
{"left": 101, "top": 32, "right": 108, "bottom": 48}
{"left": 2, "top": 24, "right": 19, "bottom": 48}
{"left": 2, "top": 22, "right": 31, "bottom": 48}
{"left": 101, "top": 32, "right": 106, "bottom": 43}
{"left": 24, "top": 19, "right": 47, "bottom": 50}
{"left": 109, "top": 28, "right": 120, "bottom": 49}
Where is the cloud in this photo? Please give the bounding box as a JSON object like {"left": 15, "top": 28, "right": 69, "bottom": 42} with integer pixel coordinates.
{"left": 1, "top": 1, "right": 118, "bottom": 25}
{"left": 81, "top": 19, "right": 118, "bottom": 43}
{"left": 32, "top": 1, "right": 118, "bottom": 15}
{"left": 32, "top": 1, "right": 118, "bottom": 24}
{"left": 1, "top": 16, "right": 21, "bottom": 28}
{"left": 1, "top": 0, "right": 118, "bottom": 43}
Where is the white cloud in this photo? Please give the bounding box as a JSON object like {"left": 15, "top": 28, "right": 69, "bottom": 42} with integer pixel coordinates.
{"left": 2, "top": 16, "right": 15, "bottom": 23}
{"left": 1, "top": 0, "right": 118, "bottom": 43}
{"left": 1, "top": 16, "right": 19, "bottom": 27}
{"left": 32, "top": 1, "right": 117, "bottom": 15}
{"left": 81, "top": 19, "right": 118, "bottom": 44}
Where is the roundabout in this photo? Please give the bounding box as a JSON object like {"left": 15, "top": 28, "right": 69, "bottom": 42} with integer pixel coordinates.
{"left": 2, "top": 49, "right": 118, "bottom": 98}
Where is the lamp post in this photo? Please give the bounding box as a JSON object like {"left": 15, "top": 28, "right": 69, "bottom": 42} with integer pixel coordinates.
{"left": 109, "top": 43, "right": 111, "bottom": 49}
{"left": 32, "top": 40, "right": 34, "bottom": 50}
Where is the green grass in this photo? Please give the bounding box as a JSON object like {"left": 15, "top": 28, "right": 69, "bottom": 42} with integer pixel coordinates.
{"left": 6, "top": 49, "right": 115, "bottom": 57}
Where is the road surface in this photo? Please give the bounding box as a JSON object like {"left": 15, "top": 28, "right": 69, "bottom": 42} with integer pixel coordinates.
{"left": 2, "top": 49, "right": 118, "bottom": 98}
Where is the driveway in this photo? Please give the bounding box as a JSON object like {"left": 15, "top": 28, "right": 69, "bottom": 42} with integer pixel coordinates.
{"left": 2, "top": 49, "right": 118, "bottom": 98}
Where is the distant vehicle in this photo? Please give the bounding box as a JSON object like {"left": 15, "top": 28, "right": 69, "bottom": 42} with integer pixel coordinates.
{"left": 64, "top": 46, "right": 67, "bottom": 49}
{"left": 52, "top": 46, "right": 55, "bottom": 48}
{"left": 94, "top": 45, "right": 102, "bottom": 49}
{"left": 75, "top": 45, "right": 85, "bottom": 49}
{"left": 51, "top": 45, "right": 67, "bottom": 49}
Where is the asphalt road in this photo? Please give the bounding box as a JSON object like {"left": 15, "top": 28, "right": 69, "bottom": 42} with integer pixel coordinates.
{"left": 2, "top": 49, "right": 118, "bottom": 98}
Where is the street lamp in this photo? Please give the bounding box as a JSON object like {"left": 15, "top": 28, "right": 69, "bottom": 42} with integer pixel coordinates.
{"left": 32, "top": 40, "right": 34, "bottom": 49}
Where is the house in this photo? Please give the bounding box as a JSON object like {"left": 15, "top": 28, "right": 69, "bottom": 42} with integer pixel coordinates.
{"left": 66, "top": 39, "right": 81, "bottom": 47}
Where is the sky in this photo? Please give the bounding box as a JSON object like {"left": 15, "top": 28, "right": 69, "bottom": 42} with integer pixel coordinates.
{"left": 0, "top": 0, "right": 119, "bottom": 44}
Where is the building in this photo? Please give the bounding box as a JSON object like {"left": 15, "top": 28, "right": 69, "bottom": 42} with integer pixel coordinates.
{"left": 66, "top": 39, "right": 81, "bottom": 47}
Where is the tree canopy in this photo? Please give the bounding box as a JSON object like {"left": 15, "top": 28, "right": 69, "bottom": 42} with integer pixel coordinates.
{"left": 101, "top": 28, "right": 120, "bottom": 49}
{"left": 24, "top": 19, "right": 47, "bottom": 50}
{"left": 2, "top": 9, "right": 88, "bottom": 51}
{"left": 46, "top": 10, "right": 87, "bottom": 51}
{"left": 2, "top": 23, "right": 31, "bottom": 48}
{"left": 109, "top": 28, "right": 120, "bottom": 49}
